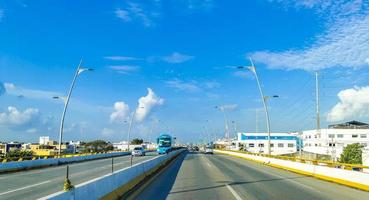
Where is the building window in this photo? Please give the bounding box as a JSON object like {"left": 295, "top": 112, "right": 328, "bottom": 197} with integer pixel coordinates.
{"left": 352, "top": 134, "right": 358, "bottom": 138}
{"left": 314, "top": 135, "right": 317, "bottom": 138}
{"left": 308, "top": 135, "right": 311, "bottom": 139}
{"left": 258, "top": 143, "right": 264, "bottom": 147}
{"left": 270, "top": 143, "right": 274, "bottom": 147}
{"left": 278, "top": 143, "right": 284, "bottom": 148}
{"left": 337, "top": 134, "right": 343, "bottom": 138}
{"left": 249, "top": 143, "right": 255, "bottom": 148}
{"left": 328, "top": 134, "right": 335, "bottom": 138}
{"left": 288, "top": 143, "right": 294, "bottom": 148}
{"left": 315, "top": 143, "right": 318, "bottom": 147}
{"left": 360, "top": 134, "right": 367, "bottom": 138}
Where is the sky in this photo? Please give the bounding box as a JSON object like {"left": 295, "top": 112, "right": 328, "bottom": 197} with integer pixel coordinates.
{"left": 1, "top": 0, "right": 369, "bottom": 143}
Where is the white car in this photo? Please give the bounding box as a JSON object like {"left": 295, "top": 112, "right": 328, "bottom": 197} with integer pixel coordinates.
{"left": 131, "top": 147, "right": 146, "bottom": 156}
{"left": 205, "top": 147, "right": 213, "bottom": 154}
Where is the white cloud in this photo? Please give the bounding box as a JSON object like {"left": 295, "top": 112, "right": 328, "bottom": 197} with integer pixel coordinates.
{"left": 4, "top": 82, "right": 63, "bottom": 100}
{"left": 110, "top": 102, "right": 130, "bottom": 123}
{"left": 135, "top": 88, "right": 164, "bottom": 122}
{"left": 162, "top": 52, "right": 194, "bottom": 64}
{"left": 104, "top": 56, "right": 137, "bottom": 61}
{"left": 115, "top": 8, "right": 131, "bottom": 21}
{"left": 166, "top": 79, "right": 200, "bottom": 92}
{"left": 0, "top": 106, "right": 40, "bottom": 127}
{"left": 102, "top": 128, "right": 115, "bottom": 137}
{"left": 115, "top": 3, "right": 155, "bottom": 27}
{"left": 221, "top": 104, "right": 238, "bottom": 111}
{"left": 204, "top": 81, "right": 221, "bottom": 89}
{"left": 250, "top": 1, "right": 369, "bottom": 71}
{"left": 109, "top": 65, "right": 140, "bottom": 74}
{"left": 327, "top": 86, "right": 369, "bottom": 122}
{"left": 232, "top": 71, "right": 253, "bottom": 79}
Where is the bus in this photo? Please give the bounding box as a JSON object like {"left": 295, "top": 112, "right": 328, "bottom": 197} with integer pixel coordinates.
{"left": 157, "top": 134, "right": 172, "bottom": 154}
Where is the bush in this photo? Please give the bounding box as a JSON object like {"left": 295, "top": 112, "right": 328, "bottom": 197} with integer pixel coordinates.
{"left": 6, "top": 149, "right": 34, "bottom": 159}
{"left": 340, "top": 143, "right": 363, "bottom": 164}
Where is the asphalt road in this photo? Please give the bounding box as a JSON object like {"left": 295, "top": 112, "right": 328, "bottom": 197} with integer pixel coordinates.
{"left": 0, "top": 152, "right": 157, "bottom": 200}
{"left": 133, "top": 151, "right": 369, "bottom": 200}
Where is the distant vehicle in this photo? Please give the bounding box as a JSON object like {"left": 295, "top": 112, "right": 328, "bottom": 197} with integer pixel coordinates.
{"left": 193, "top": 146, "right": 199, "bottom": 151}
{"left": 205, "top": 146, "right": 213, "bottom": 154}
{"left": 157, "top": 134, "right": 172, "bottom": 154}
{"left": 132, "top": 146, "right": 146, "bottom": 156}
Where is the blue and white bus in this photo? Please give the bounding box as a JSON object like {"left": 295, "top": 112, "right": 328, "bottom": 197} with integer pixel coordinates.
{"left": 157, "top": 134, "right": 172, "bottom": 154}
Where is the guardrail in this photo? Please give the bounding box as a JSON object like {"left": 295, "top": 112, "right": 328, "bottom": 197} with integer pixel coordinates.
{"left": 41, "top": 149, "right": 185, "bottom": 200}
{"left": 0, "top": 151, "right": 131, "bottom": 173}
{"left": 219, "top": 149, "right": 369, "bottom": 172}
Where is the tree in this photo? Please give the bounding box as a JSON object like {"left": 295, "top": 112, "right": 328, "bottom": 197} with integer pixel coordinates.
{"left": 6, "top": 149, "right": 34, "bottom": 158}
{"left": 84, "top": 140, "right": 113, "bottom": 153}
{"left": 131, "top": 138, "right": 144, "bottom": 145}
{"left": 340, "top": 143, "right": 363, "bottom": 164}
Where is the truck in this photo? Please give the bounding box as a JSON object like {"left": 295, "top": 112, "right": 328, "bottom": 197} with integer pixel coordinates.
{"left": 157, "top": 134, "right": 172, "bottom": 154}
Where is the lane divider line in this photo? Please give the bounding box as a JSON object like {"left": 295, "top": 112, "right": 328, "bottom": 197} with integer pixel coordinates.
{"left": 0, "top": 180, "right": 51, "bottom": 196}
{"left": 226, "top": 184, "right": 243, "bottom": 200}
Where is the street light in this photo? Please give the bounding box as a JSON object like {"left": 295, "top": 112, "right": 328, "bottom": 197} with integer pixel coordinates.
{"left": 238, "top": 58, "right": 278, "bottom": 155}
{"left": 215, "top": 105, "right": 231, "bottom": 147}
{"left": 56, "top": 59, "right": 93, "bottom": 156}
{"left": 127, "top": 105, "right": 145, "bottom": 151}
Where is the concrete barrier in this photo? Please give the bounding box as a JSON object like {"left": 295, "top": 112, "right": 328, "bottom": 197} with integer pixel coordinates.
{"left": 41, "top": 149, "right": 184, "bottom": 200}
{"left": 0, "top": 152, "right": 130, "bottom": 173}
{"left": 215, "top": 149, "right": 369, "bottom": 191}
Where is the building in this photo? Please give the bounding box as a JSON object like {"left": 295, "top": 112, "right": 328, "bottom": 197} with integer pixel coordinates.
{"left": 302, "top": 121, "right": 369, "bottom": 160}
{"left": 0, "top": 142, "right": 22, "bottom": 155}
{"left": 39, "top": 136, "right": 50, "bottom": 145}
{"left": 236, "top": 132, "right": 298, "bottom": 155}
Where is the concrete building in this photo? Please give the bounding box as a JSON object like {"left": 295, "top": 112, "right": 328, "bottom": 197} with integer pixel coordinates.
{"left": 236, "top": 132, "right": 298, "bottom": 155}
{"left": 39, "top": 136, "right": 50, "bottom": 145}
{"left": 302, "top": 121, "right": 369, "bottom": 160}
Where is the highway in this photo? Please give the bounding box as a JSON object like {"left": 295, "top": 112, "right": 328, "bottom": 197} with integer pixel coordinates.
{"left": 0, "top": 152, "right": 157, "bottom": 200}
{"left": 133, "top": 151, "right": 369, "bottom": 200}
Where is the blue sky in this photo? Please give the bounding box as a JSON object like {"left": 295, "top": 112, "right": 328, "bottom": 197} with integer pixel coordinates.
{"left": 1, "top": 0, "right": 369, "bottom": 143}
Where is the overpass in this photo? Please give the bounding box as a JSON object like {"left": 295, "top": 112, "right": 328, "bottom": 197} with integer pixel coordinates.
{"left": 1, "top": 150, "right": 369, "bottom": 200}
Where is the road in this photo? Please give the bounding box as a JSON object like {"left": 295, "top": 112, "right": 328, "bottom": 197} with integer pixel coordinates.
{"left": 133, "top": 151, "right": 369, "bottom": 200}
{"left": 0, "top": 152, "right": 157, "bottom": 200}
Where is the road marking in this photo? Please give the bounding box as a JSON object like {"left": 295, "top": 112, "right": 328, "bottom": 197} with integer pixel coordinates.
{"left": 0, "top": 180, "right": 51, "bottom": 196}
{"left": 226, "top": 184, "right": 243, "bottom": 200}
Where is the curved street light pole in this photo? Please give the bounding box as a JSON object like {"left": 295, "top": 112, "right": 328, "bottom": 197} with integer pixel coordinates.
{"left": 57, "top": 60, "right": 92, "bottom": 156}
{"left": 239, "top": 58, "right": 273, "bottom": 155}
{"left": 127, "top": 105, "right": 144, "bottom": 151}
{"left": 215, "top": 106, "right": 230, "bottom": 148}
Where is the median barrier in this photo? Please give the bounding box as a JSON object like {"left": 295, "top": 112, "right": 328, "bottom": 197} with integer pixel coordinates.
{"left": 0, "top": 152, "right": 130, "bottom": 173}
{"left": 215, "top": 149, "right": 369, "bottom": 191}
{"left": 41, "top": 149, "right": 185, "bottom": 200}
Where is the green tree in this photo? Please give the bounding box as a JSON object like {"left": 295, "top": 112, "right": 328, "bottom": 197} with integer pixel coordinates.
{"left": 340, "top": 143, "right": 363, "bottom": 164}
{"left": 131, "top": 138, "right": 144, "bottom": 145}
{"left": 6, "top": 149, "right": 34, "bottom": 158}
{"left": 84, "top": 140, "right": 113, "bottom": 153}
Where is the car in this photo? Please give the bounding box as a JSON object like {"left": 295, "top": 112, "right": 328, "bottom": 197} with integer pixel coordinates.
{"left": 193, "top": 146, "right": 199, "bottom": 151}
{"left": 132, "top": 146, "right": 146, "bottom": 156}
{"left": 205, "top": 146, "right": 213, "bottom": 154}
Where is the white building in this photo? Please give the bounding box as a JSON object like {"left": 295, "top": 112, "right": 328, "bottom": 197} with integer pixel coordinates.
{"left": 39, "top": 136, "right": 50, "bottom": 145}
{"left": 302, "top": 121, "right": 369, "bottom": 160}
{"left": 236, "top": 132, "right": 298, "bottom": 155}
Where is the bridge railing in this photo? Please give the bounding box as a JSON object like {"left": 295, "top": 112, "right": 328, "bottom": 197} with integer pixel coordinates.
{"left": 219, "top": 149, "right": 369, "bottom": 172}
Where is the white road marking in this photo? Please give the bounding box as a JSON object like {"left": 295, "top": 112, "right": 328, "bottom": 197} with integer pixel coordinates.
{"left": 0, "top": 180, "right": 52, "bottom": 196}
{"left": 207, "top": 162, "right": 211, "bottom": 167}
{"left": 226, "top": 184, "right": 243, "bottom": 200}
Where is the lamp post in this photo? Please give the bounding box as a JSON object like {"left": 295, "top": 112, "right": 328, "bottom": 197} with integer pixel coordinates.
{"left": 238, "top": 58, "right": 277, "bottom": 155}
{"left": 127, "top": 105, "right": 144, "bottom": 151}
{"left": 215, "top": 105, "right": 230, "bottom": 148}
{"left": 55, "top": 60, "right": 93, "bottom": 156}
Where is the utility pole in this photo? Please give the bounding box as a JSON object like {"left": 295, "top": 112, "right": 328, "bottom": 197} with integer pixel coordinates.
{"left": 315, "top": 72, "right": 321, "bottom": 132}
